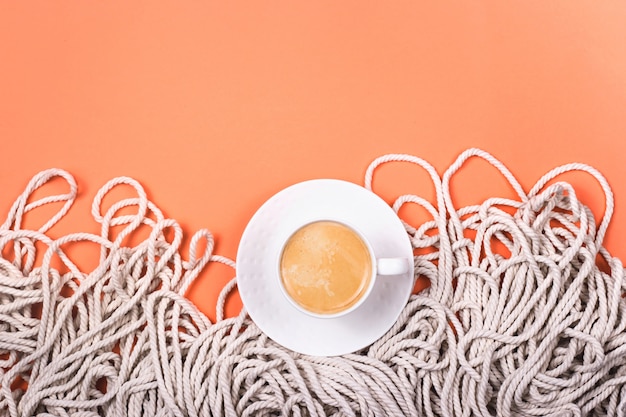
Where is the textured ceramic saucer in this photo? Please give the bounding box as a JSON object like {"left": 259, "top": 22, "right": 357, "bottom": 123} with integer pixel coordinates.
{"left": 236, "top": 179, "right": 414, "bottom": 356}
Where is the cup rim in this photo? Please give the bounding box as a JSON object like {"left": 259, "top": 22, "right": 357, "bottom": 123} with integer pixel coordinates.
{"left": 276, "top": 218, "right": 378, "bottom": 319}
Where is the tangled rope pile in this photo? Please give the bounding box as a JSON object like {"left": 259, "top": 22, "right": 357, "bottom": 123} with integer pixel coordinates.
{"left": 1, "top": 149, "right": 625, "bottom": 416}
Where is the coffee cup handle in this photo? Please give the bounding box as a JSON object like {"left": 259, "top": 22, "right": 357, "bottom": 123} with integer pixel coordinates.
{"left": 377, "top": 258, "right": 410, "bottom": 276}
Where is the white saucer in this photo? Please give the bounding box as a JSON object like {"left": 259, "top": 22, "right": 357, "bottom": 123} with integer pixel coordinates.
{"left": 236, "top": 179, "right": 414, "bottom": 356}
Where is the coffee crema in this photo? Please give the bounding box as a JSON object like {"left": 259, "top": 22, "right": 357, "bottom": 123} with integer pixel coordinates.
{"left": 279, "top": 221, "right": 373, "bottom": 315}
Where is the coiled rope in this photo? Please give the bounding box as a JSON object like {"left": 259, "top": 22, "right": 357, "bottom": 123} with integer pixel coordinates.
{"left": 1, "top": 149, "right": 624, "bottom": 416}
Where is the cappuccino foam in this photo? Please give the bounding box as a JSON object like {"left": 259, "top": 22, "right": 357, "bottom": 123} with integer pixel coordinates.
{"left": 279, "top": 221, "right": 372, "bottom": 315}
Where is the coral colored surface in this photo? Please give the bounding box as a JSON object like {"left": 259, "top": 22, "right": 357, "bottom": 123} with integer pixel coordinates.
{"left": 1, "top": 2, "right": 625, "bottom": 322}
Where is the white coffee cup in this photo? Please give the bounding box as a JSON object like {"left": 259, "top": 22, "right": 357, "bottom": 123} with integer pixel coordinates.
{"left": 277, "top": 219, "right": 409, "bottom": 319}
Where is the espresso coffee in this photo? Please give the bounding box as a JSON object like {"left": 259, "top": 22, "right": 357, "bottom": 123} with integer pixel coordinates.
{"left": 279, "top": 221, "right": 373, "bottom": 315}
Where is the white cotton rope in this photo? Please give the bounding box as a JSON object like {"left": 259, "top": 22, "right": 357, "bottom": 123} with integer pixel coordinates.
{"left": 1, "top": 148, "right": 625, "bottom": 417}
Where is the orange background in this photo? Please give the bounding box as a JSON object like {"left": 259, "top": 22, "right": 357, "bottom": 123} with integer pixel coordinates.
{"left": 1, "top": 2, "right": 625, "bottom": 321}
